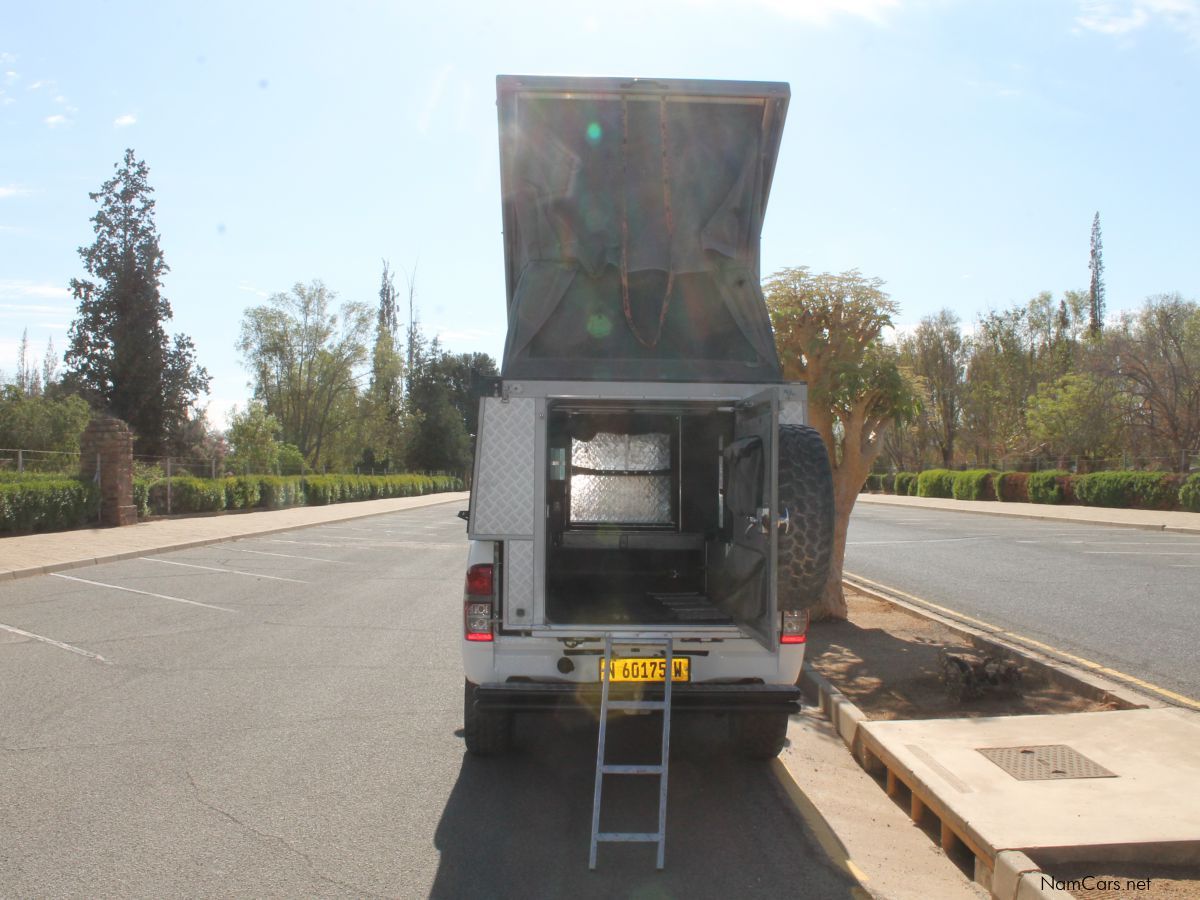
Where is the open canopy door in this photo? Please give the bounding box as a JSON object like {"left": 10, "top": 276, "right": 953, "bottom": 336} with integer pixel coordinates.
{"left": 496, "top": 75, "right": 789, "bottom": 383}
{"left": 712, "top": 388, "right": 779, "bottom": 649}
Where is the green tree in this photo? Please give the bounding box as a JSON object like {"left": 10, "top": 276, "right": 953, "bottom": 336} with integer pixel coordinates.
{"left": 359, "top": 261, "right": 407, "bottom": 470}
{"left": 1025, "top": 373, "right": 1122, "bottom": 467}
{"left": 1107, "top": 294, "right": 1200, "bottom": 471}
{"left": 903, "top": 309, "right": 966, "bottom": 467}
{"left": 227, "top": 403, "right": 282, "bottom": 474}
{"left": 238, "top": 280, "right": 371, "bottom": 470}
{"left": 1089, "top": 212, "right": 1105, "bottom": 337}
{"left": 64, "top": 149, "right": 210, "bottom": 455}
{"left": 766, "top": 267, "right": 920, "bottom": 620}
{"left": 0, "top": 388, "right": 92, "bottom": 461}
{"left": 402, "top": 339, "right": 489, "bottom": 476}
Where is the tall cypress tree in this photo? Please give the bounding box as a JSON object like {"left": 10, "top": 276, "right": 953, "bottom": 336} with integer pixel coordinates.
{"left": 1088, "top": 211, "right": 1105, "bottom": 338}
{"left": 64, "top": 149, "right": 209, "bottom": 455}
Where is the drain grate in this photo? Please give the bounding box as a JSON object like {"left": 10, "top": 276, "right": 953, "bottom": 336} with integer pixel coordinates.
{"left": 977, "top": 745, "right": 1117, "bottom": 781}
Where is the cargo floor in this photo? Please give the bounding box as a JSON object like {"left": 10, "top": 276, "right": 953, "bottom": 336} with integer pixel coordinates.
{"left": 546, "top": 590, "right": 734, "bottom": 626}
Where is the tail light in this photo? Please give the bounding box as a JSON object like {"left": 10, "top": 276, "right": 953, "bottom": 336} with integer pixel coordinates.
{"left": 464, "top": 563, "right": 494, "bottom": 642}
{"left": 781, "top": 609, "right": 809, "bottom": 644}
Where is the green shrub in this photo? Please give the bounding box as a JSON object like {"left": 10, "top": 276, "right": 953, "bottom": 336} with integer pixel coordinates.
{"left": 0, "top": 478, "right": 98, "bottom": 533}
{"left": 258, "top": 476, "right": 303, "bottom": 509}
{"left": 223, "top": 476, "right": 261, "bottom": 510}
{"left": 146, "top": 477, "right": 226, "bottom": 515}
{"left": 894, "top": 472, "right": 917, "bottom": 496}
{"left": 1180, "top": 474, "right": 1200, "bottom": 512}
{"left": 952, "top": 469, "right": 999, "bottom": 501}
{"left": 1027, "top": 470, "right": 1070, "bottom": 504}
{"left": 993, "top": 472, "right": 1030, "bottom": 503}
{"left": 1072, "top": 471, "right": 1176, "bottom": 509}
{"left": 865, "top": 474, "right": 883, "bottom": 492}
{"left": 916, "top": 469, "right": 956, "bottom": 498}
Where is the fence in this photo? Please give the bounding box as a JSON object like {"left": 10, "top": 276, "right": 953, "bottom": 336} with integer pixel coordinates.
{"left": 0, "top": 448, "right": 81, "bottom": 475}
{"left": 882, "top": 452, "right": 1197, "bottom": 476}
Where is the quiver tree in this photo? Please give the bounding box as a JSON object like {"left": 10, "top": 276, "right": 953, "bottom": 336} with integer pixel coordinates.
{"left": 766, "top": 267, "right": 919, "bottom": 620}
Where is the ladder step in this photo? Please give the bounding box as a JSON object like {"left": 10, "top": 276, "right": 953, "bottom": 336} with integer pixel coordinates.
{"left": 607, "top": 700, "right": 666, "bottom": 711}
{"left": 596, "top": 832, "right": 662, "bottom": 843}
{"left": 601, "top": 764, "right": 664, "bottom": 775}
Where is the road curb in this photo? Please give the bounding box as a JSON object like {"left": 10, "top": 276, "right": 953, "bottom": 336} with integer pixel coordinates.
{"left": 843, "top": 573, "right": 1171, "bottom": 712}
{"left": 857, "top": 493, "right": 1200, "bottom": 535}
{"left": 787, "top": 579, "right": 1171, "bottom": 899}
{"left": 0, "top": 492, "right": 469, "bottom": 582}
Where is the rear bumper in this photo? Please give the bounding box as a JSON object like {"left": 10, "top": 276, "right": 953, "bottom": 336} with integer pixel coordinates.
{"left": 472, "top": 681, "right": 801, "bottom": 715}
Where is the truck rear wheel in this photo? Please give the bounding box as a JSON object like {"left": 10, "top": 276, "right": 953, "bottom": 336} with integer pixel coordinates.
{"left": 464, "top": 680, "right": 512, "bottom": 755}
{"left": 732, "top": 711, "right": 790, "bottom": 759}
{"left": 777, "top": 424, "right": 834, "bottom": 610}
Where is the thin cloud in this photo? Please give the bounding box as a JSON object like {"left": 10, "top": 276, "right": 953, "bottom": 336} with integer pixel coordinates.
{"left": 1076, "top": 0, "right": 1200, "bottom": 41}
{"left": 44, "top": 114, "right": 68, "bottom": 128}
{"left": 0, "top": 185, "right": 31, "bottom": 199}
{"left": 236, "top": 282, "right": 270, "bottom": 298}
{"left": 114, "top": 113, "right": 137, "bottom": 128}
{"left": 0, "top": 281, "right": 72, "bottom": 301}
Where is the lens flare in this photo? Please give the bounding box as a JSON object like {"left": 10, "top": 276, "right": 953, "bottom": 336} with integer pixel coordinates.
{"left": 587, "top": 313, "right": 612, "bottom": 338}
{"left": 586, "top": 121, "right": 602, "bottom": 144}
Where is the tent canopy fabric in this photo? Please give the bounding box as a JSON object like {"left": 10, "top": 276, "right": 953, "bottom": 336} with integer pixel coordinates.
{"left": 496, "top": 76, "right": 789, "bottom": 383}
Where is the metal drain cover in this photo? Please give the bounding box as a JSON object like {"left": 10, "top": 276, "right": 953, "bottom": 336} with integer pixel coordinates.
{"left": 977, "top": 745, "right": 1117, "bottom": 781}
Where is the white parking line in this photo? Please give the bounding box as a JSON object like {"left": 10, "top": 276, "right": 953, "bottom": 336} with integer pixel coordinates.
{"left": 1083, "top": 551, "right": 1200, "bottom": 556}
{"left": 223, "top": 547, "right": 350, "bottom": 564}
{"left": 847, "top": 536, "right": 993, "bottom": 546}
{"left": 259, "top": 539, "right": 338, "bottom": 548}
{"left": 0, "top": 622, "right": 111, "bottom": 663}
{"left": 51, "top": 573, "right": 235, "bottom": 612}
{"left": 139, "top": 557, "right": 309, "bottom": 584}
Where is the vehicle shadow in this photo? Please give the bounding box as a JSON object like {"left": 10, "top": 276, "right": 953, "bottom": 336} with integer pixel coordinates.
{"left": 430, "top": 714, "right": 859, "bottom": 899}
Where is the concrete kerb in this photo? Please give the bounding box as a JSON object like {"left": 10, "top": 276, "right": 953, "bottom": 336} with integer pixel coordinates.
{"left": 0, "top": 492, "right": 471, "bottom": 581}
{"left": 786, "top": 578, "right": 1168, "bottom": 899}
{"left": 842, "top": 574, "right": 1166, "bottom": 712}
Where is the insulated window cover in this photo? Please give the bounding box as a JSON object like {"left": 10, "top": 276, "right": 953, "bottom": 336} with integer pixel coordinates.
{"left": 569, "top": 432, "right": 672, "bottom": 524}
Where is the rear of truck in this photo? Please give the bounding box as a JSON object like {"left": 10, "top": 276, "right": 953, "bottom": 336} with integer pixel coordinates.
{"left": 462, "top": 76, "right": 833, "bottom": 758}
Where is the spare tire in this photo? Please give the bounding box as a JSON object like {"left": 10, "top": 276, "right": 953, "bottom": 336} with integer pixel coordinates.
{"left": 776, "top": 424, "right": 835, "bottom": 610}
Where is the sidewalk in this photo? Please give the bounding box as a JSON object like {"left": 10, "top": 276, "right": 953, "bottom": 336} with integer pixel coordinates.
{"left": 0, "top": 491, "right": 471, "bottom": 580}
{"left": 857, "top": 492, "right": 1200, "bottom": 534}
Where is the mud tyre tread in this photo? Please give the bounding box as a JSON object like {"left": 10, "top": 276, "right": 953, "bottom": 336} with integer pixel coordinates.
{"left": 464, "top": 680, "right": 512, "bottom": 755}
{"left": 732, "top": 711, "right": 790, "bottom": 759}
{"left": 777, "top": 424, "right": 835, "bottom": 611}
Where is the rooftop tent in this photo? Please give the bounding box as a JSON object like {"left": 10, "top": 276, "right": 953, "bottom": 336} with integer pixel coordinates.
{"left": 496, "top": 75, "right": 789, "bottom": 382}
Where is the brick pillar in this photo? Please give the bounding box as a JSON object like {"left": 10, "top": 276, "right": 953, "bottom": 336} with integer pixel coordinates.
{"left": 80, "top": 417, "right": 137, "bottom": 527}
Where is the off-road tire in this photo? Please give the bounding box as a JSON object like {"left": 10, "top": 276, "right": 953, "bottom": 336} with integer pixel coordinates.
{"left": 732, "top": 711, "right": 790, "bottom": 759}
{"left": 777, "top": 424, "right": 835, "bottom": 611}
{"left": 463, "top": 680, "right": 513, "bottom": 755}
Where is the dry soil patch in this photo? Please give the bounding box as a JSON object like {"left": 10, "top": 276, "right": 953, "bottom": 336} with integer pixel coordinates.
{"left": 805, "top": 587, "right": 1116, "bottom": 720}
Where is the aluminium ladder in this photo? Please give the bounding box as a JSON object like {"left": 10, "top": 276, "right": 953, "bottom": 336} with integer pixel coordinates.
{"left": 588, "top": 633, "right": 675, "bottom": 870}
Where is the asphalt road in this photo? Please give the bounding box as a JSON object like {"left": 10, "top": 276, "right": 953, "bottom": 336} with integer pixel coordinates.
{"left": 0, "top": 504, "right": 856, "bottom": 899}
{"left": 845, "top": 502, "right": 1200, "bottom": 706}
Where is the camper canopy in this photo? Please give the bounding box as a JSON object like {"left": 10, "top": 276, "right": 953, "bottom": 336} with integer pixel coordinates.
{"left": 496, "top": 75, "right": 789, "bottom": 382}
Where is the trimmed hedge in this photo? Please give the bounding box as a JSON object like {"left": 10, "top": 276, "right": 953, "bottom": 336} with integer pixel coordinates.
{"left": 224, "top": 476, "right": 261, "bottom": 510}
{"left": 0, "top": 478, "right": 98, "bottom": 533}
{"left": 916, "top": 469, "right": 956, "bottom": 499}
{"left": 1180, "top": 474, "right": 1200, "bottom": 512}
{"left": 894, "top": 472, "right": 918, "bottom": 496}
{"left": 1072, "top": 471, "right": 1177, "bottom": 510}
{"left": 994, "top": 472, "right": 1029, "bottom": 503}
{"left": 137, "top": 473, "right": 464, "bottom": 516}
{"left": 1027, "top": 470, "right": 1070, "bottom": 505}
{"left": 952, "top": 469, "right": 999, "bottom": 501}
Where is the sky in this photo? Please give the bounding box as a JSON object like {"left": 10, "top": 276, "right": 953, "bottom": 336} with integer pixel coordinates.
{"left": 2, "top": 0, "right": 1199, "bottom": 428}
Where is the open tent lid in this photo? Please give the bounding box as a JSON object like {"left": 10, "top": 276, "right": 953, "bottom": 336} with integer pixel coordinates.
{"left": 497, "top": 75, "right": 789, "bottom": 382}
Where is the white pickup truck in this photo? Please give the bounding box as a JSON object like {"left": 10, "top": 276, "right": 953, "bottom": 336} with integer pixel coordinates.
{"left": 461, "top": 76, "right": 833, "bottom": 759}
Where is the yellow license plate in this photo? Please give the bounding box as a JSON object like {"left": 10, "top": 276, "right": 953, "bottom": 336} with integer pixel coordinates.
{"left": 600, "top": 657, "right": 690, "bottom": 682}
